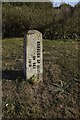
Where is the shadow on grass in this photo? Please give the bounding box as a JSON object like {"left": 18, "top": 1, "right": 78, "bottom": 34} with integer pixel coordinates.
{"left": 2, "top": 69, "right": 24, "bottom": 80}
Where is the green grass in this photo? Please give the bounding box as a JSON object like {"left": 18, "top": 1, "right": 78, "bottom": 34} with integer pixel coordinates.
{"left": 2, "top": 38, "right": 23, "bottom": 70}
{"left": 2, "top": 38, "right": 80, "bottom": 119}
{"left": 43, "top": 39, "right": 79, "bottom": 80}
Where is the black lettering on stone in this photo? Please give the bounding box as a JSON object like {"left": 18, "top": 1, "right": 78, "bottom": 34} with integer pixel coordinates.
{"left": 33, "top": 62, "right": 36, "bottom": 69}
{"left": 33, "top": 56, "right": 36, "bottom": 60}
{"left": 37, "top": 59, "right": 40, "bottom": 63}
{"left": 29, "top": 59, "right": 32, "bottom": 67}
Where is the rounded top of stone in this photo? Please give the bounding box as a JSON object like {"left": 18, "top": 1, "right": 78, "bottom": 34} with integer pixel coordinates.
{"left": 27, "top": 30, "right": 42, "bottom": 35}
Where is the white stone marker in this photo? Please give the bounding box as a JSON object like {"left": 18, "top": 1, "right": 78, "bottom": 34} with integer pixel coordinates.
{"left": 23, "top": 30, "right": 43, "bottom": 82}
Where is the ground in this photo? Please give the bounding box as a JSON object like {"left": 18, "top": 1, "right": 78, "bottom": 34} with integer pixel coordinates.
{"left": 2, "top": 38, "right": 80, "bottom": 119}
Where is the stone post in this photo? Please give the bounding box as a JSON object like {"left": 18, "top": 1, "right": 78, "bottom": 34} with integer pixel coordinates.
{"left": 23, "top": 30, "right": 43, "bottom": 82}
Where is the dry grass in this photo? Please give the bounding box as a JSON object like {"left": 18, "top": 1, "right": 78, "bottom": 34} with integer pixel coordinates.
{"left": 2, "top": 38, "right": 80, "bottom": 119}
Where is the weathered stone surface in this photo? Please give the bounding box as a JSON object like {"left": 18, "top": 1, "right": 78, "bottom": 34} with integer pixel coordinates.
{"left": 24, "top": 30, "right": 43, "bottom": 82}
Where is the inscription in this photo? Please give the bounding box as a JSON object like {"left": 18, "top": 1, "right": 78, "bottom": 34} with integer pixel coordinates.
{"left": 37, "top": 65, "right": 40, "bottom": 79}
{"left": 37, "top": 41, "right": 41, "bottom": 77}
{"left": 29, "top": 59, "right": 31, "bottom": 67}
{"left": 33, "top": 56, "right": 36, "bottom": 60}
{"left": 33, "top": 62, "right": 36, "bottom": 69}
{"left": 37, "top": 59, "right": 40, "bottom": 63}
{"left": 37, "top": 41, "right": 40, "bottom": 58}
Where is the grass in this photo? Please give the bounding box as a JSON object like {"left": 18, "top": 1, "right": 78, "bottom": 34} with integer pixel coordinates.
{"left": 2, "top": 38, "right": 80, "bottom": 119}
{"left": 2, "top": 38, "right": 23, "bottom": 70}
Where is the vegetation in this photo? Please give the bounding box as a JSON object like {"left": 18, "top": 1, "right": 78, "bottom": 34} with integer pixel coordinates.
{"left": 2, "top": 38, "right": 80, "bottom": 119}
{"left": 2, "top": 2, "right": 80, "bottom": 39}
{"left": 2, "top": 2, "right": 80, "bottom": 119}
